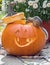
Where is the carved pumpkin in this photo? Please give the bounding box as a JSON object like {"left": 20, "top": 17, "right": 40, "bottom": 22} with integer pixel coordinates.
{"left": 2, "top": 22, "right": 46, "bottom": 56}
{"left": 2, "top": 12, "right": 47, "bottom": 56}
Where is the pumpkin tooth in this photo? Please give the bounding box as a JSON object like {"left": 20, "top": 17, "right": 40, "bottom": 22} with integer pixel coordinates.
{"left": 26, "top": 39, "right": 30, "bottom": 42}
{"left": 17, "top": 38, "right": 19, "bottom": 42}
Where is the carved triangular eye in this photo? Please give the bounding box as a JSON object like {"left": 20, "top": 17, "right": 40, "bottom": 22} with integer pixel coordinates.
{"left": 15, "top": 30, "right": 19, "bottom": 33}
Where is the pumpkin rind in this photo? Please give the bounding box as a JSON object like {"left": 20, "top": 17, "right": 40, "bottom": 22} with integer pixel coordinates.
{"left": 2, "top": 23, "right": 46, "bottom": 56}
{"left": 2, "top": 12, "right": 26, "bottom": 24}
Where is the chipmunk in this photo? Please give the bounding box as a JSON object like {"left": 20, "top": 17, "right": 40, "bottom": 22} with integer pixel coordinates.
{"left": 27, "top": 16, "right": 48, "bottom": 40}
{"left": 27, "top": 16, "right": 42, "bottom": 27}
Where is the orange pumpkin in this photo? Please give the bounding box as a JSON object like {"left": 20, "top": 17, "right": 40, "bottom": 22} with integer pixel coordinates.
{"left": 2, "top": 22, "right": 46, "bottom": 56}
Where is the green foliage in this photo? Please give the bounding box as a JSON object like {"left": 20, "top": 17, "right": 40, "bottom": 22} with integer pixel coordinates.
{"left": 0, "top": 26, "right": 3, "bottom": 32}
{"left": 0, "top": 0, "right": 2, "bottom": 10}
{"left": 5, "top": 0, "right": 14, "bottom": 2}
{"left": 0, "top": 11, "right": 6, "bottom": 19}
{"left": 13, "top": 0, "right": 50, "bottom": 21}
{"left": 0, "top": 0, "right": 2, "bottom": 3}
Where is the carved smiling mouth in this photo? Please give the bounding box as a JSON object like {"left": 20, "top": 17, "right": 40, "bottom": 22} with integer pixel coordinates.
{"left": 15, "top": 38, "right": 36, "bottom": 47}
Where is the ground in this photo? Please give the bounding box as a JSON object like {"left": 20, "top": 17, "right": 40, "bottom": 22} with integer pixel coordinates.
{"left": 0, "top": 42, "right": 50, "bottom": 65}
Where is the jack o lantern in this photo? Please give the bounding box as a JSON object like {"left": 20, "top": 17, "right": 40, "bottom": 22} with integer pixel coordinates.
{"left": 2, "top": 23, "right": 47, "bottom": 56}
{"left": 2, "top": 13, "right": 47, "bottom": 56}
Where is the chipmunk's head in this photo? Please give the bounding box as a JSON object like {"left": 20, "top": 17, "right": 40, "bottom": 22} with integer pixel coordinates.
{"left": 27, "top": 16, "right": 42, "bottom": 27}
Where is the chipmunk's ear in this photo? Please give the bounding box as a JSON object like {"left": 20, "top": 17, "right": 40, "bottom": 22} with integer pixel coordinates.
{"left": 26, "top": 17, "right": 33, "bottom": 24}
{"left": 32, "top": 16, "right": 42, "bottom": 27}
